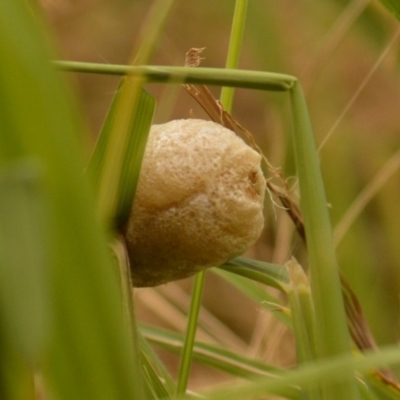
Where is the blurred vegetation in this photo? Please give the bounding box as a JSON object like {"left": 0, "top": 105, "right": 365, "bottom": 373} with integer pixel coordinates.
{"left": 3, "top": 0, "right": 400, "bottom": 397}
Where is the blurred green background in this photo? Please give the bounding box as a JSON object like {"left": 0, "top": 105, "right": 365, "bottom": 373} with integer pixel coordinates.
{"left": 40, "top": 0, "right": 400, "bottom": 387}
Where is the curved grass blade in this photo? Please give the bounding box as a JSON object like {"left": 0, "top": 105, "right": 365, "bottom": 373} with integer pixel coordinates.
{"left": 86, "top": 83, "right": 156, "bottom": 228}
{"left": 219, "top": 257, "right": 290, "bottom": 292}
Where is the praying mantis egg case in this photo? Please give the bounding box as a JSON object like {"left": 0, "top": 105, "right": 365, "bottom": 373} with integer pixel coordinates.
{"left": 125, "top": 119, "right": 265, "bottom": 287}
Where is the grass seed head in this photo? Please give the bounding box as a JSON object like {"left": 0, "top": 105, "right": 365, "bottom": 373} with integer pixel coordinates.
{"left": 125, "top": 119, "right": 265, "bottom": 287}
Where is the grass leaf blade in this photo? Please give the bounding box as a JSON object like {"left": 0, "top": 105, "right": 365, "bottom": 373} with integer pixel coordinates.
{"left": 290, "top": 82, "right": 360, "bottom": 398}
{"left": 86, "top": 82, "right": 156, "bottom": 228}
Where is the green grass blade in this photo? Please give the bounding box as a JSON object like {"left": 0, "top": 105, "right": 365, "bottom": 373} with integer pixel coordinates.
{"left": 202, "top": 345, "right": 400, "bottom": 400}
{"left": 0, "top": 330, "right": 35, "bottom": 400}
{"left": 286, "top": 259, "right": 319, "bottom": 400}
{"left": 220, "top": 0, "right": 249, "bottom": 110}
{"left": 0, "top": 165, "right": 37, "bottom": 400}
{"left": 86, "top": 83, "right": 156, "bottom": 228}
{"left": 0, "top": 159, "right": 49, "bottom": 364}
{"left": 54, "top": 62, "right": 296, "bottom": 92}
{"left": 219, "top": 257, "right": 290, "bottom": 291}
{"left": 366, "top": 376, "right": 400, "bottom": 400}
{"left": 289, "top": 82, "right": 360, "bottom": 399}
{"left": 141, "top": 325, "right": 288, "bottom": 380}
{"left": 94, "top": 76, "right": 152, "bottom": 226}
{"left": 286, "top": 259, "right": 316, "bottom": 365}
{"left": 378, "top": 0, "right": 400, "bottom": 21}
{"left": 213, "top": 267, "right": 291, "bottom": 327}
{"left": 176, "top": 272, "right": 206, "bottom": 397}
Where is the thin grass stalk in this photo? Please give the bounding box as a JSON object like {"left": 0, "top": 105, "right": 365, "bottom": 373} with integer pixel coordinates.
{"left": 220, "top": 0, "right": 248, "bottom": 110}
{"left": 54, "top": 62, "right": 296, "bottom": 91}
{"left": 175, "top": 273, "right": 206, "bottom": 397}
{"left": 289, "top": 82, "right": 360, "bottom": 399}
{"left": 177, "top": 3, "right": 250, "bottom": 396}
